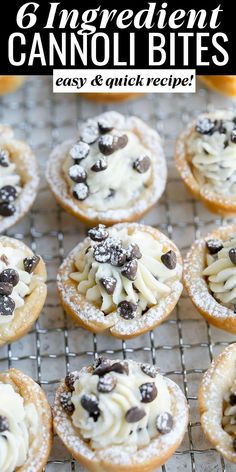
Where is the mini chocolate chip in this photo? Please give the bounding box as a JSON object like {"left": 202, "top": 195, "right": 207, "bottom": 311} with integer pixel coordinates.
{"left": 121, "top": 259, "right": 138, "bottom": 281}
{"left": 118, "top": 301, "right": 137, "bottom": 319}
{"left": 80, "top": 123, "right": 99, "bottom": 144}
{"left": 88, "top": 224, "right": 109, "bottom": 242}
{"left": 126, "top": 243, "right": 142, "bottom": 261}
{"left": 125, "top": 406, "right": 146, "bottom": 423}
{"left": 100, "top": 276, "right": 117, "bottom": 294}
{"left": 110, "top": 247, "right": 127, "bottom": 267}
{"left": 0, "top": 185, "right": 17, "bottom": 203}
{"left": 229, "top": 248, "right": 236, "bottom": 265}
{"left": 65, "top": 371, "right": 80, "bottom": 392}
{"left": 0, "top": 202, "right": 16, "bottom": 217}
{"left": 133, "top": 155, "right": 151, "bottom": 174}
{"left": 23, "top": 255, "right": 40, "bottom": 274}
{"left": 94, "top": 243, "right": 111, "bottom": 263}
{"left": 69, "top": 141, "right": 90, "bottom": 160}
{"left": 0, "top": 150, "right": 10, "bottom": 168}
{"left": 195, "top": 118, "right": 215, "bottom": 135}
{"left": 73, "top": 183, "right": 89, "bottom": 201}
{"left": 0, "top": 295, "right": 15, "bottom": 316}
{"left": 231, "top": 130, "right": 236, "bottom": 144}
{"left": 105, "top": 237, "right": 121, "bottom": 250}
{"left": 81, "top": 394, "right": 100, "bottom": 421}
{"left": 98, "top": 119, "right": 114, "bottom": 134}
{"left": 93, "top": 357, "right": 112, "bottom": 376}
{"left": 97, "top": 373, "right": 117, "bottom": 393}
{"left": 206, "top": 239, "right": 223, "bottom": 255}
{"left": 60, "top": 391, "right": 74, "bottom": 414}
{"left": 107, "top": 188, "right": 116, "bottom": 198}
{"left": 229, "top": 393, "right": 236, "bottom": 406}
{"left": 98, "top": 133, "right": 128, "bottom": 156}
{"left": 69, "top": 164, "right": 87, "bottom": 183}
{"left": 91, "top": 157, "right": 108, "bottom": 172}
{"left": 233, "top": 437, "right": 236, "bottom": 452}
{"left": 0, "top": 282, "right": 13, "bottom": 296}
{"left": 224, "top": 140, "right": 229, "bottom": 149}
{"left": 109, "top": 361, "right": 129, "bottom": 375}
{"left": 156, "top": 412, "right": 173, "bottom": 434}
{"left": 141, "top": 363, "right": 159, "bottom": 378}
{"left": 161, "top": 250, "right": 177, "bottom": 270}
{"left": 214, "top": 119, "right": 226, "bottom": 134}
{"left": 139, "top": 382, "right": 158, "bottom": 403}
{"left": 0, "top": 415, "right": 9, "bottom": 433}
{"left": 0, "top": 268, "right": 19, "bottom": 286}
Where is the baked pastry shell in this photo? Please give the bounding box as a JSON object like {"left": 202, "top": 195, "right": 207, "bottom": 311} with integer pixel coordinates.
{"left": 46, "top": 111, "right": 167, "bottom": 226}
{"left": 0, "top": 236, "right": 47, "bottom": 346}
{"left": 0, "top": 367, "right": 53, "bottom": 472}
{"left": 53, "top": 365, "right": 188, "bottom": 472}
{"left": 57, "top": 223, "right": 183, "bottom": 339}
{"left": 0, "top": 76, "right": 25, "bottom": 95}
{"left": 199, "top": 75, "right": 236, "bottom": 97}
{"left": 184, "top": 224, "right": 236, "bottom": 334}
{"left": 175, "top": 119, "right": 236, "bottom": 216}
{"left": 0, "top": 125, "right": 39, "bottom": 232}
{"left": 199, "top": 343, "right": 236, "bottom": 463}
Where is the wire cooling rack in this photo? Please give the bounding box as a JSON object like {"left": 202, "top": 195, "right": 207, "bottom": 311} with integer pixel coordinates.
{"left": 0, "top": 77, "right": 236, "bottom": 471}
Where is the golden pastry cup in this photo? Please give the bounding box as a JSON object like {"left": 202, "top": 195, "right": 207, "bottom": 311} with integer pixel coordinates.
{"left": 0, "top": 125, "right": 39, "bottom": 232}
{"left": 0, "top": 236, "right": 47, "bottom": 346}
{"left": 0, "top": 76, "right": 25, "bottom": 95}
{"left": 175, "top": 115, "right": 236, "bottom": 216}
{"left": 184, "top": 224, "right": 236, "bottom": 334}
{"left": 199, "top": 76, "right": 236, "bottom": 97}
{"left": 57, "top": 223, "right": 183, "bottom": 339}
{"left": 46, "top": 111, "right": 167, "bottom": 226}
{"left": 81, "top": 93, "right": 143, "bottom": 103}
{"left": 199, "top": 343, "right": 236, "bottom": 463}
{"left": 53, "top": 363, "right": 188, "bottom": 472}
{"left": 0, "top": 368, "right": 53, "bottom": 471}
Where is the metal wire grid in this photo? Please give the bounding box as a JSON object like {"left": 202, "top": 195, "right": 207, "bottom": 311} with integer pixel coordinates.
{"left": 0, "top": 77, "right": 235, "bottom": 471}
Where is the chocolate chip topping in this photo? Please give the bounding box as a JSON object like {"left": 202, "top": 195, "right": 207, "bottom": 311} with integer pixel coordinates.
{"left": 233, "top": 437, "right": 236, "bottom": 452}
{"left": 88, "top": 224, "right": 109, "bottom": 242}
{"left": 195, "top": 118, "right": 215, "bottom": 135}
{"left": 156, "top": 412, "right": 173, "bottom": 434}
{"left": 0, "top": 282, "right": 13, "bottom": 296}
{"left": 60, "top": 391, "right": 75, "bottom": 414}
{"left": 109, "top": 361, "right": 129, "bottom": 375}
{"left": 229, "top": 393, "right": 236, "bottom": 406}
{"left": 97, "top": 373, "right": 117, "bottom": 393}
{"left": 80, "top": 123, "right": 99, "bottom": 144}
{"left": 141, "top": 363, "right": 159, "bottom": 378}
{"left": 133, "top": 155, "right": 151, "bottom": 174}
{"left": 118, "top": 301, "right": 137, "bottom": 319}
{"left": 65, "top": 371, "right": 80, "bottom": 392}
{"left": 94, "top": 243, "right": 111, "bottom": 263}
{"left": 125, "top": 406, "right": 146, "bottom": 423}
{"left": 93, "top": 357, "right": 112, "bottom": 376}
{"left": 161, "top": 250, "right": 177, "bottom": 270}
{"left": 0, "top": 185, "right": 17, "bottom": 203}
{"left": 0, "top": 295, "right": 15, "bottom": 316}
{"left": 214, "top": 119, "right": 226, "bottom": 134}
{"left": 121, "top": 259, "right": 138, "bottom": 281}
{"left": 70, "top": 141, "right": 90, "bottom": 160}
{"left": 98, "top": 133, "right": 128, "bottom": 156}
{"left": 139, "top": 382, "right": 158, "bottom": 403}
{"left": 110, "top": 247, "right": 127, "bottom": 267}
{"left": 206, "top": 239, "right": 223, "bottom": 255}
{"left": 91, "top": 157, "right": 108, "bottom": 172}
{"left": 229, "top": 248, "right": 236, "bottom": 265}
{"left": 81, "top": 394, "right": 100, "bottom": 421}
{"left": 0, "top": 415, "right": 9, "bottom": 433}
{"left": 100, "top": 276, "right": 117, "bottom": 294}
{"left": 0, "top": 150, "right": 10, "bottom": 168}
{"left": 107, "top": 188, "right": 116, "bottom": 199}
{"left": 231, "top": 130, "right": 236, "bottom": 144}
{"left": 69, "top": 164, "right": 87, "bottom": 183}
{"left": 0, "top": 202, "right": 16, "bottom": 217}
{"left": 98, "top": 119, "right": 114, "bottom": 134}
{"left": 73, "top": 183, "right": 89, "bottom": 201}
{"left": 0, "top": 268, "right": 19, "bottom": 286}
{"left": 126, "top": 243, "right": 142, "bottom": 261}
{"left": 23, "top": 255, "right": 40, "bottom": 274}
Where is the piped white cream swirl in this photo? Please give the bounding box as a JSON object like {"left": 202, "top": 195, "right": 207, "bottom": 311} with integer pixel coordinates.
{"left": 0, "top": 382, "right": 38, "bottom": 472}
{"left": 0, "top": 247, "right": 36, "bottom": 325}
{"left": 187, "top": 110, "right": 236, "bottom": 196}
{"left": 203, "top": 236, "right": 236, "bottom": 308}
{"left": 70, "top": 226, "right": 181, "bottom": 316}
{"left": 71, "top": 360, "right": 171, "bottom": 450}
